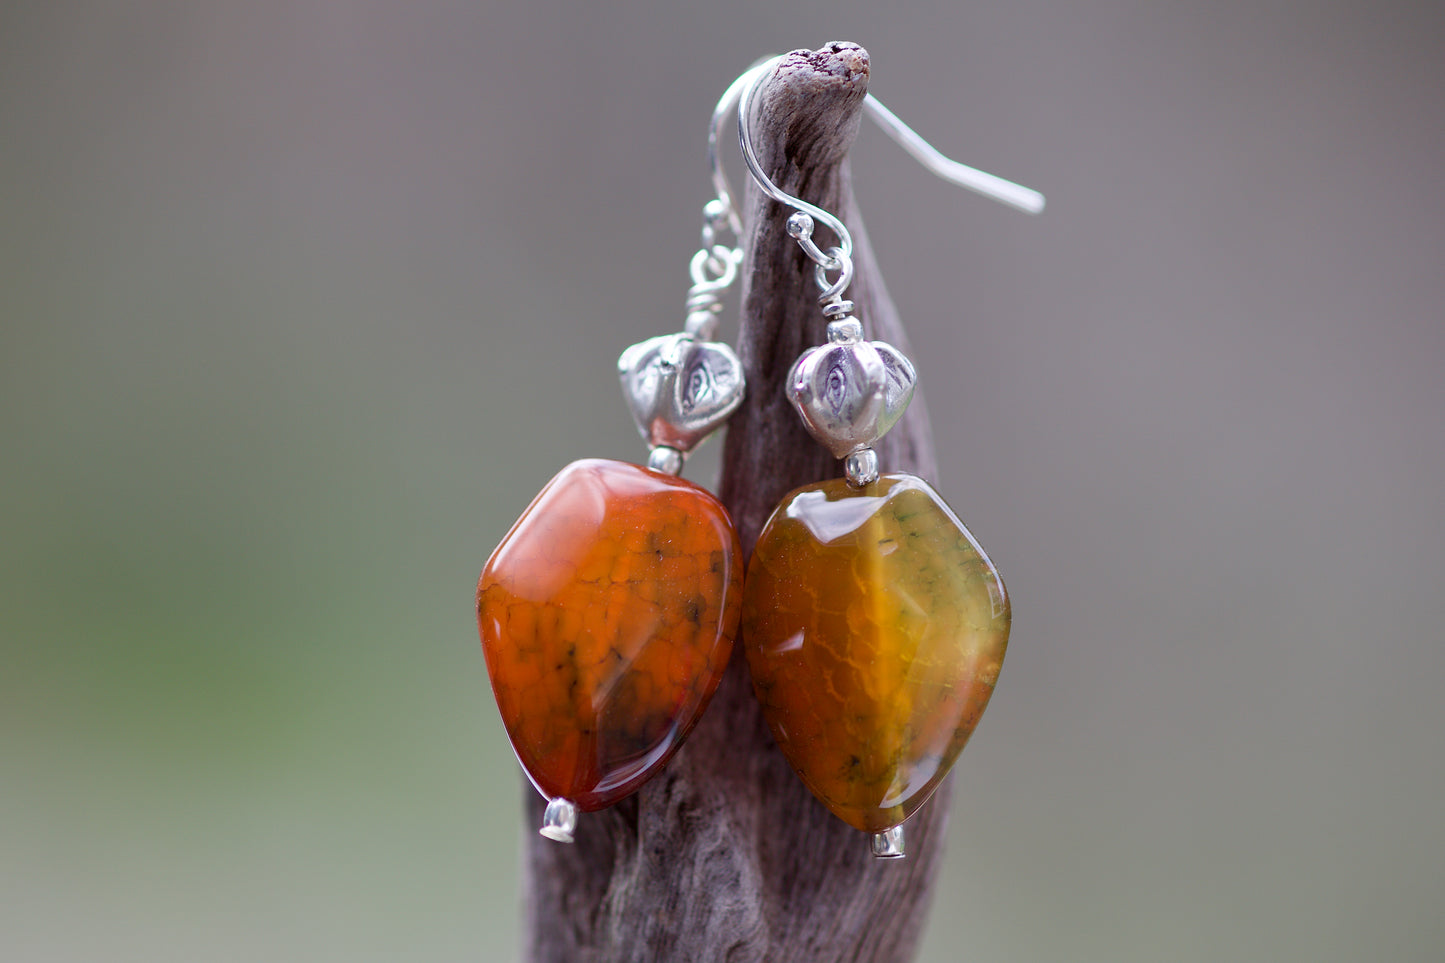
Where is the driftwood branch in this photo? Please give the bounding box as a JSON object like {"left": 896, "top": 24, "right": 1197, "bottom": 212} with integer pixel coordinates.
{"left": 521, "top": 43, "right": 945, "bottom": 963}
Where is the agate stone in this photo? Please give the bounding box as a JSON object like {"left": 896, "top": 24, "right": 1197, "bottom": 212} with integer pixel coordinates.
{"left": 478, "top": 459, "right": 742, "bottom": 812}
{"left": 742, "top": 473, "right": 1010, "bottom": 833}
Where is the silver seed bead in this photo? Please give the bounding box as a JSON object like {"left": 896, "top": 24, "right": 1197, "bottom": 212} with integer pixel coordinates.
{"left": 647, "top": 446, "right": 685, "bottom": 476}
{"left": 684, "top": 309, "right": 718, "bottom": 337}
{"left": 845, "top": 447, "right": 880, "bottom": 488}
{"left": 827, "top": 318, "right": 863, "bottom": 344}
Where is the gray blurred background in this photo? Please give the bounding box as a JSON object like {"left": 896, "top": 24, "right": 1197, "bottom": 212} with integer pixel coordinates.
{"left": 2, "top": 2, "right": 1442, "bottom": 961}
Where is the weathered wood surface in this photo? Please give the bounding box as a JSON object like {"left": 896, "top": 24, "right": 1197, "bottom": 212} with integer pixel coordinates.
{"left": 522, "top": 43, "right": 947, "bottom": 963}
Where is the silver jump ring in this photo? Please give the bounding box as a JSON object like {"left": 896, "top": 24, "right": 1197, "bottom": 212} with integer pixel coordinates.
{"left": 689, "top": 246, "right": 740, "bottom": 292}
{"left": 813, "top": 247, "right": 854, "bottom": 302}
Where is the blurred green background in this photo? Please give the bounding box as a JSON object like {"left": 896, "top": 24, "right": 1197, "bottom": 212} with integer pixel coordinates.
{"left": 2, "top": 2, "right": 1442, "bottom": 961}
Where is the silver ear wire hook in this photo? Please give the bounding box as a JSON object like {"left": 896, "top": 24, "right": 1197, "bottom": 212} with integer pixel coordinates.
{"left": 861, "top": 96, "right": 1046, "bottom": 216}
{"left": 706, "top": 55, "right": 1045, "bottom": 310}
{"left": 706, "top": 64, "right": 762, "bottom": 242}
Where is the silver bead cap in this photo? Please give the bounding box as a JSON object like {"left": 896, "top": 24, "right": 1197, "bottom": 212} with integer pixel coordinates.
{"left": 619, "top": 333, "right": 744, "bottom": 455}
{"left": 787, "top": 335, "right": 916, "bottom": 459}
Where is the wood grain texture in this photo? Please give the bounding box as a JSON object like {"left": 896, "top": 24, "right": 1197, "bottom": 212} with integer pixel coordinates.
{"left": 521, "top": 43, "right": 948, "bottom": 963}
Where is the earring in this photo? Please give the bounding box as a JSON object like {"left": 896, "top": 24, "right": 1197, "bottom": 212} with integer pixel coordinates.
{"left": 730, "top": 58, "right": 1042, "bottom": 858}
{"left": 477, "top": 179, "right": 747, "bottom": 841}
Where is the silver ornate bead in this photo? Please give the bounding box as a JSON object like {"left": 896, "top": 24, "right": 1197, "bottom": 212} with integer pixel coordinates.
{"left": 619, "top": 333, "right": 744, "bottom": 456}
{"left": 787, "top": 337, "right": 916, "bottom": 458}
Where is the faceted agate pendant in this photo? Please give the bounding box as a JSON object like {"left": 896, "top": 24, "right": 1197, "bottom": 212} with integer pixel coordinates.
{"left": 478, "top": 459, "right": 742, "bottom": 840}
{"left": 742, "top": 473, "right": 1010, "bottom": 852}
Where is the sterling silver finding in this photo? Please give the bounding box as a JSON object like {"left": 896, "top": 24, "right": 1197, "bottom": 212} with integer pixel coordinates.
{"left": 721, "top": 54, "right": 1044, "bottom": 489}
{"left": 617, "top": 124, "right": 751, "bottom": 474}
{"left": 708, "top": 55, "right": 1046, "bottom": 304}
{"left": 724, "top": 52, "right": 1037, "bottom": 859}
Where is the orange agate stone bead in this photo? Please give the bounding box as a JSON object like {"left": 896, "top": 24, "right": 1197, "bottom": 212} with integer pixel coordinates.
{"left": 742, "top": 474, "right": 1010, "bottom": 834}
{"left": 478, "top": 459, "right": 742, "bottom": 813}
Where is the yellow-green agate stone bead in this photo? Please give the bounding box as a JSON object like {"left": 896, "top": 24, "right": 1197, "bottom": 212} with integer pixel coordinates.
{"left": 742, "top": 473, "right": 1010, "bottom": 833}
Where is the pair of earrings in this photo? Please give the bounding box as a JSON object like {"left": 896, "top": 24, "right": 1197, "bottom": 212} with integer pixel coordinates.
{"left": 476, "top": 55, "right": 1042, "bottom": 857}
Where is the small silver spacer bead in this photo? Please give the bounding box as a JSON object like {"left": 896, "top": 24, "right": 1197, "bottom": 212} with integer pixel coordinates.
{"left": 684, "top": 309, "right": 718, "bottom": 337}
{"left": 844, "top": 447, "right": 880, "bottom": 488}
{"left": 827, "top": 318, "right": 863, "bottom": 344}
{"left": 647, "top": 446, "right": 685, "bottom": 476}
{"left": 786, "top": 211, "right": 814, "bottom": 239}
{"left": 870, "top": 825, "right": 906, "bottom": 859}
{"left": 540, "top": 798, "right": 578, "bottom": 843}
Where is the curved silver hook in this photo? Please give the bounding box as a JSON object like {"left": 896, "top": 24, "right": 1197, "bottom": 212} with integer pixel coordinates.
{"left": 735, "top": 60, "right": 856, "bottom": 270}
{"left": 706, "top": 62, "right": 767, "bottom": 240}
{"left": 863, "top": 96, "right": 1046, "bottom": 215}
{"left": 707, "top": 55, "right": 1046, "bottom": 251}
